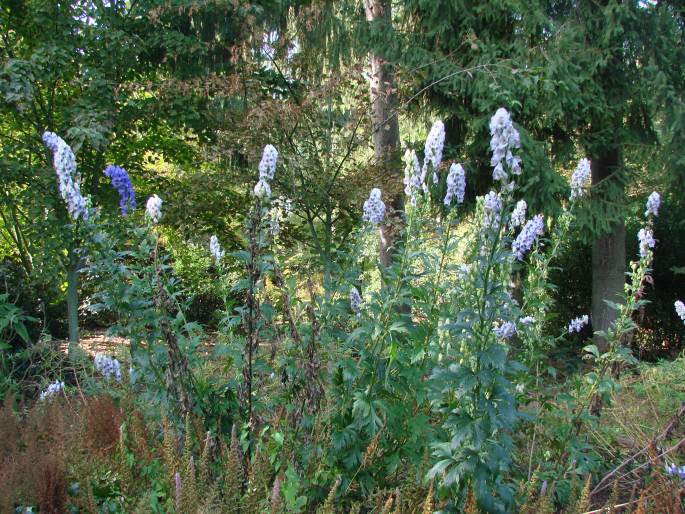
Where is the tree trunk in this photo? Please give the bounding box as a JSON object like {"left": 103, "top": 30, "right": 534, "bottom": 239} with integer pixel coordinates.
{"left": 66, "top": 245, "right": 80, "bottom": 356}
{"left": 363, "top": 0, "right": 402, "bottom": 267}
{"left": 590, "top": 148, "right": 625, "bottom": 352}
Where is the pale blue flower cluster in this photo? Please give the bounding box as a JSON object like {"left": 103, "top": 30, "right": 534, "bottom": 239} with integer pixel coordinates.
{"left": 638, "top": 228, "right": 655, "bottom": 259}
{"left": 444, "top": 163, "right": 466, "bottom": 206}
{"left": 403, "top": 149, "right": 423, "bottom": 206}
{"left": 493, "top": 321, "right": 516, "bottom": 340}
{"left": 104, "top": 165, "right": 136, "bottom": 215}
{"left": 568, "top": 315, "right": 589, "bottom": 334}
{"left": 675, "top": 300, "right": 685, "bottom": 324}
{"left": 512, "top": 214, "right": 544, "bottom": 260}
{"left": 350, "top": 287, "right": 362, "bottom": 317}
{"left": 39, "top": 380, "right": 65, "bottom": 401}
{"left": 363, "top": 188, "right": 386, "bottom": 225}
{"left": 665, "top": 463, "right": 685, "bottom": 480}
{"left": 423, "top": 121, "right": 445, "bottom": 184}
{"left": 519, "top": 316, "right": 535, "bottom": 326}
{"left": 569, "top": 158, "right": 591, "bottom": 200}
{"left": 510, "top": 200, "right": 527, "bottom": 228}
{"left": 145, "top": 194, "right": 162, "bottom": 224}
{"left": 94, "top": 353, "right": 122, "bottom": 382}
{"left": 209, "top": 235, "right": 224, "bottom": 262}
{"left": 645, "top": 191, "right": 661, "bottom": 217}
{"left": 254, "top": 144, "right": 279, "bottom": 199}
{"left": 483, "top": 191, "right": 502, "bottom": 228}
{"left": 489, "top": 108, "right": 521, "bottom": 183}
{"left": 43, "top": 131, "right": 89, "bottom": 220}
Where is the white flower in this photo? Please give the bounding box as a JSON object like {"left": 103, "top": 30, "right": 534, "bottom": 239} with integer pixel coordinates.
{"left": 253, "top": 178, "right": 271, "bottom": 199}
{"left": 39, "top": 380, "right": 65, "bottom": 401}
{"left": 444, "top": 163, "right": 466, "bottom": 206}
{"left": 638, "top": 227, "right": 656, "bottom": 259}
{"left": 570, "top": 158, "right": 591, "bottom": 200}
{"left": 512, "top": 214, "right": 544, "bottom": 260}
{"left": 209, "top": 235, "right": 225, "bottom": 262}
{"left": 42, "top": 131, "right": 89, "bottom": 220}
{"left": 674, "top": 300, "right": 685, "bottom": 323}
{"left": 645, "top": 191, "right": 661, "bottom": 218}
{"left": 519, "top": 316, "right": 535, "bottom": 326}
{"left": 94, "top": 353, "right": 122, "bottom": 382}
{"left": 403, "top": 149, "right": 423, "bottom": 205}
{"left": 350, "top": 287, "right": 362, "bottom": 317}
{"left": 253, "top": 144, "right": 278, "bottom": 199}
{"left": 511, "top": 200, "right": 527, "bottom": 228}
{"left": 483, "top": 191, "right": 502, "bottom": 228}
{"left": 423, "top": 121, "right": 445, "bottom": 185}
{"left": 489, "top": 108, "right": 521, "bottom": 181}
{"left": 258, "top": 144, "right": 279, "bottom": 181}
{"left": 568, "top": 314, "right": 589, "bottom": 333}
{"left": 362, "top": 188, "right": 386, "bottom": 225}
{"left": 145, "top": 194, "right": 163, "bottom": 224}
{"left": 493, "top": 321, "right": 516, "bottom": 340}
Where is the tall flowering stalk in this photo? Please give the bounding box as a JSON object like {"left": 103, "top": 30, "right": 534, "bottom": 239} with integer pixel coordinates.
{"left": 428, "top": 108, "right": 528, "bottom": 511}
{"left": 144, "top": 195, "right": 195, "bottom": 418}
{"left": 238, "top": 144, "right": 280, "bottom": 424}
{"left": 577, "top": 191, "right": 662, "bottom": 421}
{"left": 42, "top": 131, "right": 89, "bottom": 350}
{"left": 514, "top": 158, "right": 593, "bottom": 478}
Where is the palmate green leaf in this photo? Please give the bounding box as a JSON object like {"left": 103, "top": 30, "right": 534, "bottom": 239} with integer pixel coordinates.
{"left": 583, "top": 344, "right": 600, "bottom": 358}
{"left": 427, "top": 457, "right": 453, "bottom": 480}
{"left": 14, "top": 322, "right": 29, "bottom": 343}
{"left": 602, "top": 299, "right": 623, "bottom": 312}
{"left": 388, "top": 321, "right": 408, "bottom": 334}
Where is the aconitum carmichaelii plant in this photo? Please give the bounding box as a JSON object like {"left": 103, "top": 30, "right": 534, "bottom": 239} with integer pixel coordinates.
{"left": 104, "top": 165, "right": 136, "bottom": 215}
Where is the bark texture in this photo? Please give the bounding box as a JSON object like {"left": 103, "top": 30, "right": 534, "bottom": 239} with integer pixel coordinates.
{"left": 363, "top": 0, "right": 402, "bottom": 267}
{"left": 590, "top": 148, "right": 626, "bottom": 352}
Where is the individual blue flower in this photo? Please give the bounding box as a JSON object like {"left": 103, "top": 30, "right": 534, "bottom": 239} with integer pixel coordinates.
{"left": 664, "top": 462, "right": 685, "bottom": 480}
{"left": 675, "top": 300, "right": 685, "bottom": 324}
{"left": 39, "top": 380, "right": 65, "bottom": 401}
{"left": 568, "top": 315, "right": 589, "bottom": 333}
{"left": 104, "top": 165, "right": 136, "bottom": 215}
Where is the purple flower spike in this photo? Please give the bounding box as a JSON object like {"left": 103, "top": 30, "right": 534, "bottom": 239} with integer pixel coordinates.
{"left": 104, "top": 165, "right": 136, "bottom": 215}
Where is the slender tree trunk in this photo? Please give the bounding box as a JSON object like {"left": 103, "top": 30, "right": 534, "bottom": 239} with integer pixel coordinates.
{"left": 363, "top": 0, "right": 402, "bottom": 267}
{"left": 66, "top": 245, "right": 80, "bottom": 356}
{"left": 590, "top": 148, "right": 625, "bottom": 352}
